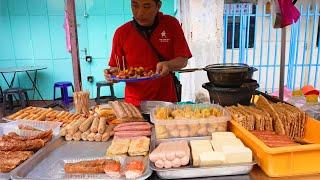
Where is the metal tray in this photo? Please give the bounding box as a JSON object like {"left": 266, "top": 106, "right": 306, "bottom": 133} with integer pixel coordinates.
{"left": 150, "top": 137, "right": 255, "bottom": 179}
{"left": 10, "top": 137, "right": 152, "bottom": 180}
{"left": 0, "top": 126, "right": 59, "bottom": 179}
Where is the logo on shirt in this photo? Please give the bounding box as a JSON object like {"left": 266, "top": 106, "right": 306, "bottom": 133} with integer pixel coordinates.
{"left": 159, "top": 30, "right": 170, "bottom": 43}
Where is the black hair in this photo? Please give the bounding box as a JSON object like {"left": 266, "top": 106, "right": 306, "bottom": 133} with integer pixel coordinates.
{"left": 153, "top": 0, "right": 161, "bottom": 3}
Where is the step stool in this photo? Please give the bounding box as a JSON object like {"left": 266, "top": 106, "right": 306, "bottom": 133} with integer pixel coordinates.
{"left": 53, "top": 81, "right": 74, "bottom": 107}
{"left": 2, "top": 88, "right": 29, "bottom": 115}
{"left": 95, "top": 81, "right": 117, "bottom": 105}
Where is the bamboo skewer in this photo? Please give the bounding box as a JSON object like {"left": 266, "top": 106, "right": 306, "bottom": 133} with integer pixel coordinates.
{"left": 122, "top": 56, "right": 125, "bottom": 71}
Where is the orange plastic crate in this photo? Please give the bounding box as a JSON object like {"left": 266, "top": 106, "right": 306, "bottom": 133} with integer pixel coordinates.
{"left": 230, "top": 117, "right": 320, "bottom": 177}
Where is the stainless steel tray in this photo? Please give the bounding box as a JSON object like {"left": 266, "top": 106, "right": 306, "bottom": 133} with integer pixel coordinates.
{"left": 10, "top": 137, "right": 152, "bottom": 180}
{"left": 0, "top": 127, "right": 59, "bottom": 179}
{"left": 150, "top": 137, "right": 255, "bottom": 179}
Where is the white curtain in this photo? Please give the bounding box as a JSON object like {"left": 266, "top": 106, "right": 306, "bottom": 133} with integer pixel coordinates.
{"left": 178, "top": 0, "right": 225, "bottom": 102}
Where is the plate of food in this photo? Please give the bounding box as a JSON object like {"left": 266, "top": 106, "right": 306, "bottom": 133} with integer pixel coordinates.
{"left": 105, "top": 67, "right": 161, "bottom": 82}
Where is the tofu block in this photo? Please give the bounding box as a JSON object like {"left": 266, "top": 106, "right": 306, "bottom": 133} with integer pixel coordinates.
{"left": 211, "top": 138, "right": 244, "bottom": 151}
{"left": 222, "top": 147, "right": 252, "bottom": 164}
{"left": 199, "top": 151, "right": 225, "bottom": 166}
{"left": 211, "top": 132, "right": 236, "bottom": 140}
{"left": 190, "top": 140, "right": 213, "bottom": 166}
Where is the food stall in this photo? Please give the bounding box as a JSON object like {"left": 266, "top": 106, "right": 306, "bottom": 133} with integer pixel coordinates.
{"left": 1, "top": 63, "right": 320, "bottom": 180}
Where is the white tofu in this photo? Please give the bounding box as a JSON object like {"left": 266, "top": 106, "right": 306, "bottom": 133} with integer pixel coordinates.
{"left": 211, "top": 138, "right": 244, "bottom": 151}
{"left": 211, "top": 132, "right": 236, "bottom": 140}
{"left": 190, "top": 140, "right": 213, "bottom": 166}
{"left": 222, "top": 147, "right": 252, "bottom": 164}
{"left": 199, "top": 151, "right": 225, "bottom": 166}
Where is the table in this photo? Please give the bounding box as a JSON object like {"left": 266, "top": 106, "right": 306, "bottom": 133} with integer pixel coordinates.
{"left": 0, "top": 66, "right": 47, "bottom": 103}
{"left": 149, "top": 165, "right": 320, "bottom": 179}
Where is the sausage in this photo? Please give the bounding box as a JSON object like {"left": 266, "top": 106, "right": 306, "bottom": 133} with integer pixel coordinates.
{"left": 124, "top": 102, "right": 136, "bottom": 118}
{"left": 114, "top": 131, "right": 151, "bottom": 138}
{"left": 114, "top": 122, "right": 150, "bottom": 130}
{"left": 114, "top": 125, "right": 152, "bottom": 132}
{"left": 119, "top": 102, "right": 133, "bottom": 118}
{"left": 155, "top": 160, "right": 164, "bottom": 168}
{"left": 129, "top": 103, "right": 143, "bottom": 118}
{"left": 172, "top": 158, "right": 182, "bottom": 168}
{"left": 180, "top": 155, "right": 189, "bottom": 166}
{"left": 164, "top": 160, "right": 172, "bottom": 169}
{"left": 108, "top": 102, "right": 120, "bottom": 118}
{"left": 113, "top": 101, "right": 127, "bottom": 118}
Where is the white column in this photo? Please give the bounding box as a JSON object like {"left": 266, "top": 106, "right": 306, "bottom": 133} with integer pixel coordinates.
{"left": 179, "top": 0, "right": 224, "bottom": 102}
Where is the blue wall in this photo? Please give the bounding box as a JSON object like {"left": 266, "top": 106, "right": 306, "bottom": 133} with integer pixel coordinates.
{"left": 0, "top": 0, "right": 175, "bottom": 100}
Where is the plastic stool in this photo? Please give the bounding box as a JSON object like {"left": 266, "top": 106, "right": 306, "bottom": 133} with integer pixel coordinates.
{"left": 2, "top": 88, "right": 29, "bottom": 115}
{"left": 95, "top": 81, "right": 117, "bottom": 105}
{"left": 53, "top": 81, "right": 74, "bottom": 106}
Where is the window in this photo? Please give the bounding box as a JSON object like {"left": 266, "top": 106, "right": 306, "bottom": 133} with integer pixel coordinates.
{"left": 225, "top": 4, "right": 256, "bottom": 49}
{"left": 317, "top": 21, "right": 320, "bottom": 47}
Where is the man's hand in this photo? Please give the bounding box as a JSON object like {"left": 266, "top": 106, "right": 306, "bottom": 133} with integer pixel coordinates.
{"left": 156, "top": 62, "right": 171, "bottom": 77}
{"left": 104, "top": 68, "right": 119, "bottom": 83}
{"left": 156, "top": 57, "right": 189, "bottom": 77}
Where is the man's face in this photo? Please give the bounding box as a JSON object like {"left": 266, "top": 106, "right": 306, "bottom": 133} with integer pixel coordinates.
{"left": 131, "top": 0, "right": 161, "bottom": 26}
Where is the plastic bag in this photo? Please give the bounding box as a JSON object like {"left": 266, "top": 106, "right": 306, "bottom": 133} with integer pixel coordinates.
{"left": 271, "top": 0, "right": 300, "bottom": 28}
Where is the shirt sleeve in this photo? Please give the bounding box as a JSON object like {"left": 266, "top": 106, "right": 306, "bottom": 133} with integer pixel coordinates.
{"left": 172, "top": 18, "right": 192, "bottom": 59}
{"left": 108, "top": 28, "right": 125, "bottom": 68}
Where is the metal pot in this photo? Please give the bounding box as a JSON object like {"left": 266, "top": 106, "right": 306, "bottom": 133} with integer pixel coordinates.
{"left": 202, "top": 79, "right": 259, "bottom": 106}
{"left": 204, "top": 63, "right": 249, "bottom": 87}
{"left": 176, "top": 63, "right": 257, "bottom": 88}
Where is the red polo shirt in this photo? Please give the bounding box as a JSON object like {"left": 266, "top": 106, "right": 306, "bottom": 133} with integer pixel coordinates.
{"left": 109, "top": 12, "right": 192, "bottom": 106}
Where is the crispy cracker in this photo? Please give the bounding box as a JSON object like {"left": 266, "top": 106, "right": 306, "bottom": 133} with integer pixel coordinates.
{"left": 255, "top": 95, "right": 285, "bottom": 135}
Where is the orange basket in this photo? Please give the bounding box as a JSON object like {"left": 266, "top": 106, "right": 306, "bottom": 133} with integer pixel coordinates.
{"left": 230, "top": 117, "right": 320, "bottom": 177}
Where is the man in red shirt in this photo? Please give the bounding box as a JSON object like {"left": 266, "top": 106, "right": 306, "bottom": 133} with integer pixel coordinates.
{"left": 105, "top": 0, "right": 192, "bottom": 106}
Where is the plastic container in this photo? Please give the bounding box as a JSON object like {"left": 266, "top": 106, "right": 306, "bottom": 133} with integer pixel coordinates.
{"left": 1, "top": 120, "right": 61, "bottom": 136}
{"left": 230, "top": 116, "right": 320, "bottom": 177}
{"left": 151, "top": 104, "right": 231, "bottom": 139}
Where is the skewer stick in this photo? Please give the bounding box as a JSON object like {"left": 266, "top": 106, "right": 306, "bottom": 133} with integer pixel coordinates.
{"left": 122, "top": 56, "right": 125, "bottom": 71}
{"left": 115, "top": 55, "right": 120, "bottom": 70}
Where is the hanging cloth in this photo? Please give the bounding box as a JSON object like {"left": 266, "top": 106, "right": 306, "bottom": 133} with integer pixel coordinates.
{"left": 64, "top": 10, "right": 72, "bottom": 52}
{"left": 272, "top": 0, "right": 300, "bottom": 28}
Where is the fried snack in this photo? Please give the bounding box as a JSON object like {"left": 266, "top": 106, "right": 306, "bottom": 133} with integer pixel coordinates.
{"left": 90, "top": 117, "right": 99, "bottom": 133}
{"left": 128, "top": 136, "right": 150, "bottom": 156}
{"left": 0, "top": 139, "right": 45, "bottom": 151}
{"left": 79, "top": 116, "right": 94, "bottom": 132}
{"left": 72, "top": 131, "right": 82, "bottom": 141}
{"left": 87, "top": 132, "right": 96, "bottom": 142}
{"left": 256, "top": 96, "right": 285, "bottom": 135}
{"left": 0, "top": 151, "right": 34, "bottom": 172}
{"left": 98, "top": 117, "right": 107, "bottom": 134}
{"left": 94, "top": 133, "right": 102, "bottom": 142}
{"left": 65, "top": 133, "right": 73, "bottom": 141}
{"left": 64, "top": 159, "right": 110, "bottom": 174}
{"left": 67, "top": 117, "right": 86, "bottom": 135}
{"left": 81, "top": 130, "right": 91, "bottom": 141}
{"left": 18, "top": 124, "right": 42, "bottom": 131}
{"left": 104, "top": 160, "right": 121, "bottom": 178}
{"left": 106, "top": 138, "right": 131, "bottom": 156}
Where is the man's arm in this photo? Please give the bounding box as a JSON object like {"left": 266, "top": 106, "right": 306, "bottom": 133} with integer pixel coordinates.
{"left": 156, "top": 57, "right": 188, "bottom": 77}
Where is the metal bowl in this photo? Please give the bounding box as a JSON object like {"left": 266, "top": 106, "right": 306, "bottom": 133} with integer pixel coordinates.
{"left": 204, "top": 63, "right": 250, "bottom": 88}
